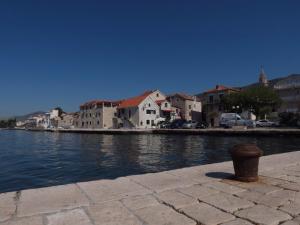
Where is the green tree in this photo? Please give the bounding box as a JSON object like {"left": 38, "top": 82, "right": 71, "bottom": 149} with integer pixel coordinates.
{"left": 222, "top": 86, "right": 282, "bottom": 119}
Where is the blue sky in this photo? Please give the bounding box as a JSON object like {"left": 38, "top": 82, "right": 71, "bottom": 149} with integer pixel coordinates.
{"left": 1, "top": 0, "right": 300, "bottom": 116}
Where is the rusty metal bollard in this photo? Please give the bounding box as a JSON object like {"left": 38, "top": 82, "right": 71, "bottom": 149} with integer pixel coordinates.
{"left": 229, "top": 144, "right": 263, "bottom": 182}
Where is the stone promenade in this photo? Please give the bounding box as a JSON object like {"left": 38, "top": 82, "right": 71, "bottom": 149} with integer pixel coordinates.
{"left": 1, "top": 151, "right": 300, "bottom": 225}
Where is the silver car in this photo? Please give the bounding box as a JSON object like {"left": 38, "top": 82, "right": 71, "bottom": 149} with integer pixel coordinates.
{"left": 182, "top": 120, "right": 198, "bottom": 129}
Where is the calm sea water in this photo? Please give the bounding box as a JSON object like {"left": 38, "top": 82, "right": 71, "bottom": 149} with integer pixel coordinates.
{"left": 0, "top": 130, "right": 299, "bottom": 193}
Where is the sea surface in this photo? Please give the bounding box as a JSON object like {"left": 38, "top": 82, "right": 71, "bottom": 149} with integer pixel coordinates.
{"left": 0, "top": 129, "right": 299, "bottom": 193}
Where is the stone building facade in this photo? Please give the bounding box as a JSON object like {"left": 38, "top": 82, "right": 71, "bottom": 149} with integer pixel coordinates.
{"left": 198, "top": 85, "right": 240, "bottom": 127}
{"left": 167, "top": 93, "right": 202, "bottom": 121}
{"left": 77, "top": 100, "right": 119, "bottom": 129}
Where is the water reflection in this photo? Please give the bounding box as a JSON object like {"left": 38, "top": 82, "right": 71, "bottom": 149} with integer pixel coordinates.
{"left": 0, "top": 130, "right": 299, "bottom": 193}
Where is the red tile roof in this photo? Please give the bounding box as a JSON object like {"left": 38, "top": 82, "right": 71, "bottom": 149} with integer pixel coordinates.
{"left": 204, "top": 85, "right": 240, "bottom": 94}
{"left": 118, "top": 91, "right": 153, "bottom": 109}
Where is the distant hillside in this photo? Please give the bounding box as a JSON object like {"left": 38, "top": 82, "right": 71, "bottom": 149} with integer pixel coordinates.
{"left": 15, "top": 111, "right": 46, "bottom": 121}
{"left": 241, "top": 74, "right": 300, "bottom": 90}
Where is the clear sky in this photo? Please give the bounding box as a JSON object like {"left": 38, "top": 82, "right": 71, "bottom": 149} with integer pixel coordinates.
{"left": 1, "top": 0, "right": 300, "bottom": 117}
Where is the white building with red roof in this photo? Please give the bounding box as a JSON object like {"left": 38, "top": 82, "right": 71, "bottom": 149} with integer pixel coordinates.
{"left": 117, "top": 90, "right": 173, "bottom": 128}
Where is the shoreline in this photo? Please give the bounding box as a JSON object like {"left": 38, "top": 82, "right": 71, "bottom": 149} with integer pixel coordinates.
{"left": 8, "top": 127, "right": 300, "bottom": 136}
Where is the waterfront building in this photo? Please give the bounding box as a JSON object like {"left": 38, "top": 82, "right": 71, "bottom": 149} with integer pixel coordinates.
{"left": 198, "top": 85, "right": 240, "bottom": 127}
{"left": 78, "top": 100, "right": 119, "bottom": 129}
{"left": 57, "top": 112, "right": 78, "bottom": 129}
{"left": 167, "top": 93, "right": 202, "bottom": 121}
{"left": 274, "top": 74, "right": 300, "bottom": 113}
{"left": 116, "top": 91, "right": 161, "bottom": 128}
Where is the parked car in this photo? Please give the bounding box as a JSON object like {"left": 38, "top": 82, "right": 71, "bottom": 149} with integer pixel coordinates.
{"left": 157, "top": 121, "right": 171, "bottom": 129}
{"left": 256, "top": 119, "right": 278, "bottom": 127}
{"left": 182, "top": 120, "right": 198, "bottom": 129}
{"left": 170, "top": 119, "right": 186, "bottom": 129}
{"left": 219, "top": 113, "right": 256, "bottom": 128}
{"left": 196, "top": 121, "right": 208, "bottom": 129}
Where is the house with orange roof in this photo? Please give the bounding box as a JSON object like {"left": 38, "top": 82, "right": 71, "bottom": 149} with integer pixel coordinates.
{"left": 77, "top": 100, "right": 119, "bottom": 129}
{"left": 167, "top": 93, "right": 202, "bottom": 121}
{"left": 116, "top": 90, "right": 172, "bottom": 128}
{"left": 197, "top": 85, "right": 240, "bottom": 127}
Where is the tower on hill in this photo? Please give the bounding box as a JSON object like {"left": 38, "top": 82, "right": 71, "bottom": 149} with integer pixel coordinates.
{"left": 259, "top": 66, "right": 269, "bottom": 87}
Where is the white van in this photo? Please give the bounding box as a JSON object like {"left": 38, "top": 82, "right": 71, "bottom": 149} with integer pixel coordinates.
{"left": 219, "top": 113, "right": 256, "bottom": 128}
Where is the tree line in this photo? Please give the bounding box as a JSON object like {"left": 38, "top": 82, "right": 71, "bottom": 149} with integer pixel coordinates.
{"left": 221, "top": 86, "right": 282, "bottom": 119}
{"left": 0, "top": 119, "right": 16, "bottom": 128}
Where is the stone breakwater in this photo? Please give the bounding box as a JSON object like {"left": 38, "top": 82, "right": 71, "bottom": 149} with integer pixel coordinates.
{"left": 26, "top": 127, "right": 300, "bottom": 136}
{"left": 1, "top": 151, "right": 300, "bottom": 225}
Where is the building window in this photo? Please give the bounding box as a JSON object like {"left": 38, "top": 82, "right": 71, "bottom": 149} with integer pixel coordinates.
{"left": 90, "top": 121, "right": 92, "bottom": 125}
{"left": 219, "top": 94, "right": 224, "bottom": 99}
{"left": 90, "top": 113, "right": 92, "bottom": 117}
{"left": 156, "top": 93, "right": 159, "bottom": 97}
{"left": 128, "top": 109, "right": 131, "bottom": 118}
{"left": 86, "top": 122, "right": 88, "bottom": 125}
{"left": 148, "top": 103, "right": 151, "bottom": 107}
{"left": 82, "top": 122, "right": 84, "bottom": 127}
{"left": 165, "top": 103, "right": 168, "bottom": 107}
{"left": 140, "top": 121, "right": 143, "bottom": 126}
{"left": 146, "top": 120, "right": 150, "bottom": 125}
{"left": 189, "top": 105, "right": 192, "bottom": 109}
{"left": 97, "top": 121, "right": 100, "bottom": 125}
{"left": 146, "top": 110, "right": 151, "bottom": 114}
{"left": 209, "top": 96, "right": 214, "bottom": 103}
{"left": 151, "top": 120, "right": 154, "bottom": 126}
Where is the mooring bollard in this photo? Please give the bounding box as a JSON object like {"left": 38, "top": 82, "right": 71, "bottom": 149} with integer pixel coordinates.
{"left": 229, "top": 144, "right": 263, "bottom": 182}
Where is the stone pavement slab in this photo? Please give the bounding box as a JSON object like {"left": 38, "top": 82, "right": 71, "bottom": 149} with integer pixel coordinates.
{"left": 235, "top": 190, "right": 264, "bottom": 203}
{"left": 121, "top": 194, "right": 159, "bottom": 211}
{"left": 279, "top": 182, "right": 300, "bottom": 191}
{"left": 220, "top": 218, "right": 254, "bottom": 225}
{"left": 167, "top": 167, "right": 221, "bottom": 183}
{"left": 180, "top": 202, "right": 235, "bottom": 225}
{"left": 280, "top": 202, "right": 300, "bottom": 216}
{"left": 129, "top": 172, "right": 197, "bottom": 193}
{"left": 134, "top": 203, "right": 196, "bottom": 225}
{"left": 177, "top": 184, "right": 219, "bottom": 199}
{"left": 18, "top": 184, "right": 89, "bottom": 217}
{"left": 199, "top": 192, "right": 254, "bottom": 213}
{"left": 0, "top": 192, "right": 16, "bottom": 222}
{"left": 155, "top": 189, "right": 197, "bottom": 209}
{"left": 77, "top": 177, "right": 151, "bottom": 203}
{"left": 202, "top": 181, "right": 246, "bottom": 194}
{"left": 281, "top": 221, "right": 299, "bottom": 225}
{"left": 88, "top": 201, "right": 143, "bottom": 225}
{"left": 257, "top": 189, "right": 298, "bottom": 208}
{"left": 235, "top": 205, "right": 292, "bottom": 225}
{"left": 46, "top": 208, "right": 93, "bottom": 225}
{"left": 0, "top": 216, "right": 43, "bottom": 225}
